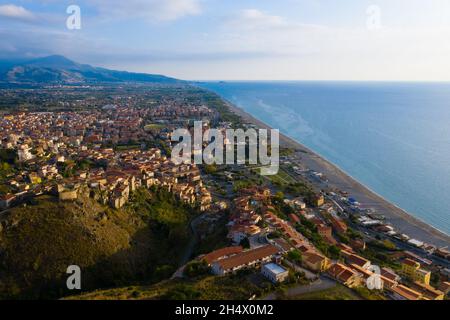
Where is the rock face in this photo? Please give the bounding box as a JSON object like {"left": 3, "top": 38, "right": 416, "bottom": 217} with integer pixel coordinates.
{"left": 0, "top": 55, "right": 181, "bottom": 84}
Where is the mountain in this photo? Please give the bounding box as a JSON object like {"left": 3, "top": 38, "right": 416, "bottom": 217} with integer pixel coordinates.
{"left": 0, "top": 55, "right": 181, "bottom": 84}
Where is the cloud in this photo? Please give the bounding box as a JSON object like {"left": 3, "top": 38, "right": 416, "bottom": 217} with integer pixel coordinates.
{"left": 226, "top": 9, "right": 289, "bottom": 30}
{"left": 0, "top": 4, "right": 35, "bottom": 20}
{"left": 91, "top": 0, "right": 202, "bottom": 22}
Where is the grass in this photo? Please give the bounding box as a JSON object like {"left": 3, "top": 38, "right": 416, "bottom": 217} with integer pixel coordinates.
{"left": 144, "top": 123, "right": 165, "bottom": 131}
{"left": 288, "top": 284, "right": 362, "bottom": 300}
{"left": 66, "top": 273, "right": 262, "bottom": 300}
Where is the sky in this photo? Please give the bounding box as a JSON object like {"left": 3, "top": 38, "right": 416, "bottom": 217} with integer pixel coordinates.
{"left": 1, "top": 0, "right": 450, "bottom": 80}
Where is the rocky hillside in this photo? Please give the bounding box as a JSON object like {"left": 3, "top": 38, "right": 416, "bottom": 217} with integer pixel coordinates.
{"left": 0, "top": 188, "right": 196, "bottom": 299}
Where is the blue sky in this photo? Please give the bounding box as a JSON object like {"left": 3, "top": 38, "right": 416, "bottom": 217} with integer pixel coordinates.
{"left": 1, "top": 0, "right": 450, "bottom": 80}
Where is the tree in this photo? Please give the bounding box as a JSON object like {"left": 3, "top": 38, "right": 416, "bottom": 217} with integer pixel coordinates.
{"left": 183, "top": 261, "right": 211, "bottom": 278}
{"left": 328, "top": 245, "right": 341, "bottom": 259}
{"left": 287, "top": 249, "right": 302, "bottom": 264}
{"left": 239, "top": 237, "right": 250, "bottom": 249}
{"left": 273, "top": 191, "right": 285, "bottom": 203}
{"left": 203, "top": 164, "right": 218, "bottom": 174}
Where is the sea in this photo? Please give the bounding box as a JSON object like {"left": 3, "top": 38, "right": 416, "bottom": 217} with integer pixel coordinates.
{"left": 198, "top": 81, "right": 450, "bottom": 235}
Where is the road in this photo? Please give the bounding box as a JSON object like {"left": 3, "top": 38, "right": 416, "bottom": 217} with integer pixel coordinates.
{"left": 171, "top": 212, "right": 208, "bottom": 279}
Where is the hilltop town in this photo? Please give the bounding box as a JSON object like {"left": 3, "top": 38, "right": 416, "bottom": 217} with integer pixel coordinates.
{"left": 0, "top": 84, "right": 449, "bottom": 300}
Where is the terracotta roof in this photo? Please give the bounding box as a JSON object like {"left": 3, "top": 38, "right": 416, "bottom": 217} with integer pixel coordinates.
{"left": 202, "top": 246, "right": 243, "bottom": 264}
{"left": 214, "top": 245, "right": 279, "bottom": 271}
{"left": 403, "top": 258, "right": 420, "bottom": 268}
{"left": 344, "top": 252, "right": 370, "bottom": 268}
{"left": 412, "top": 281, "right": 444, "bottom": 300}
{"left": 392, "top": 285, "right": 422, "bottom": 300}
{"left": 303, "top": 251, "right": 326, "bottom": 265}
{"left": 381, "top": 267, "right": 399, "bottom": 281}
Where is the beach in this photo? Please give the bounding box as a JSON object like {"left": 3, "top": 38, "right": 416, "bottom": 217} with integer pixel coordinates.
{"left": 226, "top": 101, "right": 450, "bottom": 248}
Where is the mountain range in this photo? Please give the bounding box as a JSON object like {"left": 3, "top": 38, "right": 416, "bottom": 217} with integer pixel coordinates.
{"left": 0, "top": 55, "right": 180, "bottom": 84}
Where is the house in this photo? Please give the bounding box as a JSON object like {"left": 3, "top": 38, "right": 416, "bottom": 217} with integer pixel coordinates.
{"left": 317, "top": 224, "right": 332, "bottom": 238}
{"left": 410, "top": 281, "right": 445, "bottom": 300}
{"left": 350, "top": 239, "right": 366, "bottom": 251}
{"left": 211, "top": 245, "right": 279, "bottom": 275}
{"left": 438, "top": 281, "right": 450, "bottom": 295}
{"left": 391, "top": 285, "right": 422, "bottom": 300}
{"left": 57, "top": 184, "right": 79, "bottom": 201}
{"left": 435, "top": 247, "right": 450, "bottom": 260}
{"left": 227, "top": 225, "right": 261, "bottom": 245}
{"left": 329, "top": 214, "right": 347, "bottom": 234}
{"left": 289, "top": 214, "right": 300, "bottom": 224}
{"left": 328, "top": 263, "right": 362, "bottom": 288}
{"left": 400, "top": 258, "right": 431, "bottom": 285}
{"left": 312, "top": 194, "right": 325, "bottom": 207}
{"left": 342, "top": 251, "right": 371, "bottom": 269}
{"left": 261, "top": 263, "right": 289, "bottom": 283}
{"left": 201, "top": 246, "right": 243, "bottom": 266}
{"left": 302, "top": 251, "right": 331, "bottom": 272}
{"left": 272, "top": 238, "right": 293, "bottom": 253}
{"left": 381, "top": 267, "right": 401, "bottom": 283}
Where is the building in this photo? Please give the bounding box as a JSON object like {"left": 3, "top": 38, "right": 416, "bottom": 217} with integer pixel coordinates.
{"left": 302, "top": 251, "right": 331, "bottom": 272}
{"left": 329, "top": 214, "right": 347, "bottom": 234}
{"left": 313, "top": 194, "right": 325, "bottom": 207}
{"left": 261, "top": 263, "right": 289, "bottom": 283}
{"left": 201, "top": 246, "right": 243, "bottom": 266}
{"left": 438, "top": 281, "right": 450, "bottom": 295}
{"left": 391, "top": 285, "right": 422, "bottom": 300}
{"left": 342, "top": 251, "right": 371, "bottom": 270}
{"left": 410, "top": 281, "right": 445, "bottom": 300}
{"left": 211, "top": 245, "right": 279, "bottom": 275}
{"left": 400, "top": 258, "right": 431, "bottom": 285}
{"left": 328, "top": 263, "right": 362, "bottom": 288}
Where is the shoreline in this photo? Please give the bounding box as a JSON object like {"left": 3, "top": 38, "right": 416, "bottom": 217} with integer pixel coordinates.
{"left": 224, "top": 100, "right": 450, "bottom": 248}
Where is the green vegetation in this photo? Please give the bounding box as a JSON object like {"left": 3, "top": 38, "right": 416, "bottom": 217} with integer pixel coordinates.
{"left": 183, "top": 261, "right": 211, "bottom": 278}
{"left": 203, "top": 164, "right": 218, "bottom": 175}
{"left": 67, "top": 273, "right": 261, "bottom": 300}
{"left": 287, "top": 249, "right": 302, "bottom": 264}
{"left": 0, "top": 187, "right": 200, "bottom": 299}
{"left": 357, "top": 241, "right": 401, "bottom": 270}
{"left": 354, "top": 287, "right": 386, "bottom": 300}
{"left": 144, "top": 123, "right": 165, "bottom": 131}
{"left": 294, "top": 215, "right": 341, "bottom": 259}
{"left": 232, "top": 180, "right": 253, "bottom": 192}
{"left": 0, "top": 149, "right": 17, "bottom": 194}
{"left": 287, "top": 284, "right": 361, "bottom": 300}
{"left": 193, "top": 213, "right": 230, "bottom": 256}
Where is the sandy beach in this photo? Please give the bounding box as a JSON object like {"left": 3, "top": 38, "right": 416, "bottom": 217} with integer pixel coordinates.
{"left": 226, "top": 101, "right": 450, "bottom": 248}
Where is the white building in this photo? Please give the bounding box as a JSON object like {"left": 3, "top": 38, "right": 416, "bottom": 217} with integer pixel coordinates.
{"left": 261, "top": 263, "right": 289, "bottom": 283}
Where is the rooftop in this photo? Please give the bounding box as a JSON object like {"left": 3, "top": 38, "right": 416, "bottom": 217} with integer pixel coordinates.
{"left": 263, "top": 263, "right": 287, "bottom": 275}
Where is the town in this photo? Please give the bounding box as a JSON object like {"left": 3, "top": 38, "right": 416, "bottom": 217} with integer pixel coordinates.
{"left": 0, "top": 84, "right": 449, "bottom": 301}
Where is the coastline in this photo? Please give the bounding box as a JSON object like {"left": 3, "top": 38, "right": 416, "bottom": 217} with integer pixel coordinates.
{"left": 224, "top": 100, "right": 450, "bottom": 248}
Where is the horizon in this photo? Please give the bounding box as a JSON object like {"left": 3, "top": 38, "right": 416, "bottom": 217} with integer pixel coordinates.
{"left": 1, "top": 1, "right": 450, "bottom": 81}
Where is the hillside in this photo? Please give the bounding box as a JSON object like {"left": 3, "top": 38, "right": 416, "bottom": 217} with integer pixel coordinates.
{"left": 65, "top": 273, "right": 261, "bottom": 300}
{"left": 0, "top": 188, "right": 197, "bottom": 299}
{"left": 0, "top": 55, "right": 181, "bottom": 84}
